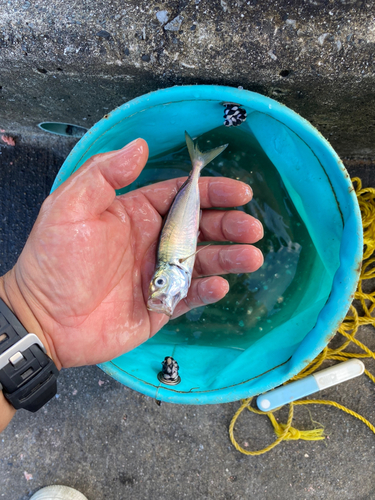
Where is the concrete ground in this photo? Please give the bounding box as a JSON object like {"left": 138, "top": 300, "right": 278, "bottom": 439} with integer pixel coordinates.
{"left": 1, "top": 0, "right": 375, "bottom": 158}
{"left": 0, "top": 137, "right": 375, "bottom": 500}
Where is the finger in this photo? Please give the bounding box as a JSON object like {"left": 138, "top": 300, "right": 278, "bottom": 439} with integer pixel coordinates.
{"left": 46, "top": 139, "right": 149, "bottom": 221}
{"left": 137, "top": 177, "right": 252, "bottom": 216}
{"left": 193, "top": 245, "right": 264, "bottom": 278}
{"left": 171, "top": 276, "right": 229, "bottom": 319}
{"left": 199, "top": 210, "right": 263, "bottom": 244}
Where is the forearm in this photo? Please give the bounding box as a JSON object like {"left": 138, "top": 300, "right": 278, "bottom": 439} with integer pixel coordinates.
{"left": 0, "top": 270, "right": 58, "bottom": 433}
{"left": 0, "top": 273, "right": 17, "bottom": 432}
{"left": 0, "top": 390, "right": 16, "bottom": 432}
{"left": 0, "top": 269, "right": 57, "bottom": 366}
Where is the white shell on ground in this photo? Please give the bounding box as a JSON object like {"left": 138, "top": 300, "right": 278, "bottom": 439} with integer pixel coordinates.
{"left": 29, "top": 485, "right": 88, "bottom": 500}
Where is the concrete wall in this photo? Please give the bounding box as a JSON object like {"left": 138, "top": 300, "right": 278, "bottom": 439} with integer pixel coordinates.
{"left": 0, "top": 0, "right": 374, "bottom": 158}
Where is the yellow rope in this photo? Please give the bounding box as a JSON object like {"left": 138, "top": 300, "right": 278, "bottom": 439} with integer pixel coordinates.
{"left": 229, "top": 177, "right": 375, "bottom": 455}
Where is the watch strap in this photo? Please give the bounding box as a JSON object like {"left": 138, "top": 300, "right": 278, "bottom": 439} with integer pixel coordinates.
{"left": 0, "top": 298, "right": 59, "bottom": 412}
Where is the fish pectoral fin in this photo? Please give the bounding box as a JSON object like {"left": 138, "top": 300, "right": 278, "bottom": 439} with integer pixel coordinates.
{"left": 179, "top": 244, "right": 212, "bottom": 264}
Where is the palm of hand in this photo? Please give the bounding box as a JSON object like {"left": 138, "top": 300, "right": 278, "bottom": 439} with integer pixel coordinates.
{"left": 17, "top": 172, "right": 164, "bottom": 368}
{"left": 11, "top": 140, "right": 263, "bottom": 368}
{"left": 23, "top": 194, "right": 162, "bottom": 367}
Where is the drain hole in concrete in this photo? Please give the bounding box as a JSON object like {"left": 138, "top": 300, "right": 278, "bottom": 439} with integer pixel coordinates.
{"left": 38, "top": 122, "right": 88, "bottom": 138}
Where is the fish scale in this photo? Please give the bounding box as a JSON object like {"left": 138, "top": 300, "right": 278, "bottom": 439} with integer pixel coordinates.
{"left": 158, "top": 181, "right": 200, "bottom": 265}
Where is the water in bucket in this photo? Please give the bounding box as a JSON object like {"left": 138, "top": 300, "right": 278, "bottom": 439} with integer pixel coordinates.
{"left": 117, "top": 125, "right": 326, "bottom": 351}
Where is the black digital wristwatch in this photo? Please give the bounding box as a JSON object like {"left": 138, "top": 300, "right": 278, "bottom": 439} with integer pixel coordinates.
{"left": 0, "top": 298, "right": 59, "bottom": 412}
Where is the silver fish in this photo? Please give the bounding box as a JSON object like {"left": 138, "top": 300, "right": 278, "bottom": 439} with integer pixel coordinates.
{"left": 147, "top": 131, "right": 228, "bottom": 316}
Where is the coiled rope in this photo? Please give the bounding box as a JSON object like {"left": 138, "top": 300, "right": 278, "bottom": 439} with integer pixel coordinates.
{"left": 229, "top": 177, "right": 375, "bottom": 455}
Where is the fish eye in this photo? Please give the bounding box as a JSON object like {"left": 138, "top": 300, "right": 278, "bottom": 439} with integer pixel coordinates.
{"left": 155, "top": 276, "right": 166, "bottom": 288}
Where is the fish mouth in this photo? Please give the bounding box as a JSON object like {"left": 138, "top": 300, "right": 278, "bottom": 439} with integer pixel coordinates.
{"left": 147, "top": 297, "right": 173, "bottom": 317}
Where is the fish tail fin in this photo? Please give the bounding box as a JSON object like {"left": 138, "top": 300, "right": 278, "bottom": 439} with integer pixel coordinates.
{"left": 185, "top": 131, "right": 228, "bottom": 171}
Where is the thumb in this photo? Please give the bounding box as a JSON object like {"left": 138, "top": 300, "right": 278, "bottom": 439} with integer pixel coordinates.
{"left": 94, "top": 138, "right": 149, "bottom": 191}
{"left": 48, "top": 139, "right": 149, "bottom": 220}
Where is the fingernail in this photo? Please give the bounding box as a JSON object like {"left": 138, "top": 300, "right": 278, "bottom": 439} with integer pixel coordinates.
{"left": 254, "top": 246, "right": 264, "bottom": 266}
{"left": 104, "top": 139, "right": 141, "bottom": 160}
{"left": 222, "top": 279, "right": 230, "bottom": 295}
{"left": 120, "top": 138, "right": 142, "bottom": 153}
{"left": 245, "top": 184, "right": 253, "bottom": 198}
{"left": 253, "top": 219, "right": 264, "bottom": 239}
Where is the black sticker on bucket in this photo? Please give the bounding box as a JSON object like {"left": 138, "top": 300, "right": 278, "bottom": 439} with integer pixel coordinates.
{"left": 223, "top": 103, "right": 247, "bottom": 127}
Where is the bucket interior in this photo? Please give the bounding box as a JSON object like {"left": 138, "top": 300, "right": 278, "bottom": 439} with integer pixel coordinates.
{"left": 52, "top": 88, "right": 361, "bottom": 403}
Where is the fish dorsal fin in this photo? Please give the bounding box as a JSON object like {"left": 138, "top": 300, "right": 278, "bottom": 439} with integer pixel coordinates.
{"left": 185, "top": 131, "right": 228, "bottom": 172}
{"left": 179, "top": 244, "right": 212, "bottom": 264}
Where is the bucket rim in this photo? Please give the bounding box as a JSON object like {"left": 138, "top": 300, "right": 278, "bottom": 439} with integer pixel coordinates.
{"left": 51, "top": 85, "right": 363, "bottom": 404}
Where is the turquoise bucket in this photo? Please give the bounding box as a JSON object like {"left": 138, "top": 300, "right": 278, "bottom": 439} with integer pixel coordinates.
{"left": 51, "top": 85, "right": 362, "bottom": 404}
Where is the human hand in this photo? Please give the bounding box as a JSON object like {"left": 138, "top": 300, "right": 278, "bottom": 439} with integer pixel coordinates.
{"left": 0, "top": 139, "right": 263, "bottom": 369}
